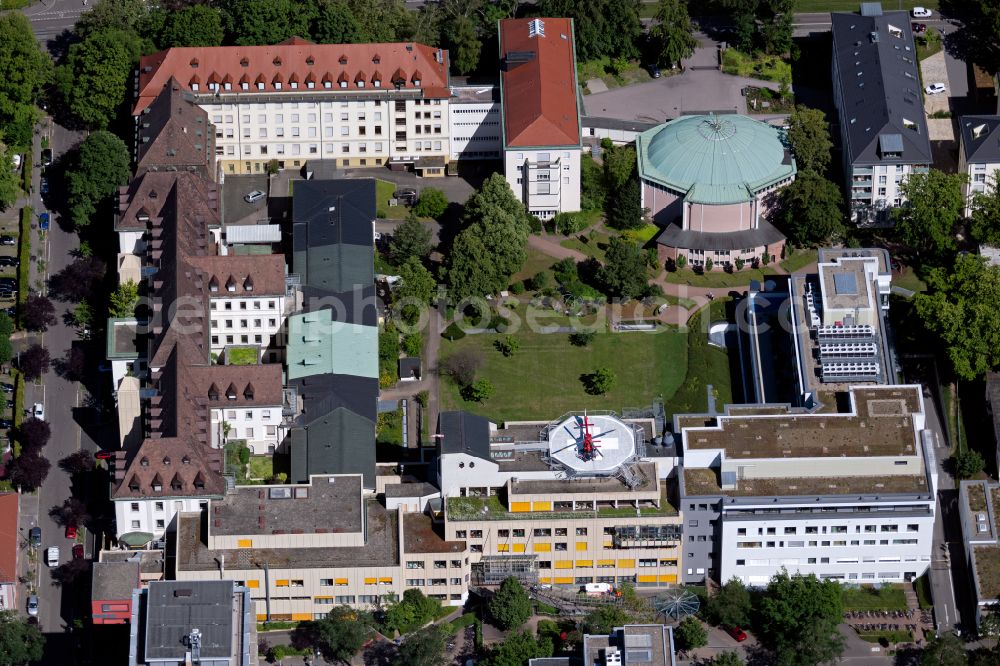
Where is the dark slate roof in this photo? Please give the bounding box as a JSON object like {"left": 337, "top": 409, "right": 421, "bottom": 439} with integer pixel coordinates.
{"left": 960, "top": 116, "right": 1000, "bottom": 163}
{"left": 384, "top": 481, "right": 438, "bottom": 498}
{"left": 438, "top": 411, "right": 491, "bottom": 460}
{"left": 655, "top": 217, "right": 785, "bottom": 251}
{"left": 290, "top": 405, "right": 376, "bottom": 486}
{"left": 292, "top": 179, "right": 376, "bottom": 294}
{"left": 299, "top": 284, "right": 380, "bottom": 328}
{"left": 831, "top": 9, "right": 932, "bottom": 166}
{"left": 144, "top": 581, "right": 235, "bottom": 660}
{"left": 399, "top": 357, "right": 421, "bottom": 378}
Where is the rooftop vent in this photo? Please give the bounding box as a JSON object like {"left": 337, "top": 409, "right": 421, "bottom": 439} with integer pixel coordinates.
{"left": 870, "top": 31, "right": 879, "bottom": 43}
{"left": 528, "top": 18, "right": 545, "bottom": 38}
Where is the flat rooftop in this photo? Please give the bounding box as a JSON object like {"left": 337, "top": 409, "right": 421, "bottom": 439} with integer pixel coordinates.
{"left": 402, "top": 512, "right": 466, "bottom": 554}
{"left": 450, "top": 84, "right": 499, "bottom": 103}
{"left": 107, "top": 319, "right": 141, "bottom": 359}
{"left": 511, "top": 462, "right": 658, "bottom": 495}
{"left": 821, "top": 261, "right": 874, "bottom": 313}
{"left": 684, "top": 468, "right": 928, "bottom": 497}
{"left": 176, "top": 502, "right": 398, "bottom": 572}
{"left": 145, "top": 581, "right": 235, "bottom": 660}
{"left": 100, "top": 549, "right": 165, "bottom": 575}
{"left": 92, "top": 561, "right": 140, "bottom": 601}
{"left": 818, "top": 248, "right": 889, "bottom": 274}
{"left": 684, "top": 386, "right": 922, "bottom": 459}
{"left": 584, "top": 625, "right": 673, "bottom": 666}
{"left": 211, "top": 475, "right": 363, "bottom": 536}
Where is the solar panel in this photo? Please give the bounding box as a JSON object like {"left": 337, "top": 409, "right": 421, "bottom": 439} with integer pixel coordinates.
{"left": 879, "top": 133, "right": 904, "bottom": 154}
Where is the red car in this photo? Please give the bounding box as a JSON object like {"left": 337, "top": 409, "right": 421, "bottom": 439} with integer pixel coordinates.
{"left": 95, "top": 451, "right": 113, "bottom": 460}
{"left": 724, "top": 625, "right": 748, "bottom": 642}
{"left": 72, "top": 544, "right": 84, "bottom": 559}
{"left": 64, "top": 525, "right": 77, "bottom": 540}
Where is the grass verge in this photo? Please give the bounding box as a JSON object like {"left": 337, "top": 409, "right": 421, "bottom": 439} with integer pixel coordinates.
{"left": 663, "top": 301, "right": 733, "bottom": 417}
{"left": 779, "top": 248, "right": 818, "bottom": 274}
{"left": 376, "top": 408, "right": 404, "bottom": 446}
{"left": 914, "top": 575, "right": 932, "bottom": 610}
{"left": 11, "top": 370, "right": 23, "bottom": 458}
{"left": 893, "top": 267, "right": 928, "bottom": 294}
{"left": 534, "top": 601, "right": 560, "bottom": 615}
{"left": 248, "top": 456, "right": 273, "bottom": 480}
{"left": 840, "top": 584, "right": 907, "bottom": 611}
{"left": 622, "top": 223, "right": 661, "bottom": 245}
{"left": 664, "top": 266, "right": 781, "bottom": 289}
{"left": 857, "top": 629, "right": 912, "bottom": 644}
{"left": 446, "top": 612, "right": 477, "bottom": 634}
{"left": 721, "top": 49, "right": 791, "bottom": 84}
{"left": 916, "top": 27, "right": 943, "bottom": 61}
{"left": 16, "top": 207, "right": 30, "bottom": 328}
{"left": 440, "top": 326, "right": 689, "bottom": 422}
{"left": 376, "top": 179, "right": 411, "bottom": 219}
{"left": 794, "top": 0, "right": 935, "bottom": 9}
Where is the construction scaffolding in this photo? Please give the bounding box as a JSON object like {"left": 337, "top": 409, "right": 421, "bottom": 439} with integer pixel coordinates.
{"left": 471, "top": 555, "right": 539, "bottom": 587}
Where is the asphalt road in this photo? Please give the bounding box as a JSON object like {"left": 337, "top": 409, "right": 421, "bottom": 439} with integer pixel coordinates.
{"left": 22, "top": 0, "right": 85, "bottom": 53}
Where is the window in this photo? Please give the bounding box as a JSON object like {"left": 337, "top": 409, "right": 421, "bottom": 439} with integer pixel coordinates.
{"left": 320, "top": 579, "right": 333, "bottom": 586}
{"left": 131, "top": 503, "right": 140, "bottom": 511}
{"left": 784, "top": 527, "right": 796, "bottom": 534}
{"left": 131, "top": 520, "right": 140, "bottom": 529}
{"left": 155, "top": 519, "right": 165, "bottom": 528}
{"left": 154, "top": 502, "right": 164, "bottom": 511}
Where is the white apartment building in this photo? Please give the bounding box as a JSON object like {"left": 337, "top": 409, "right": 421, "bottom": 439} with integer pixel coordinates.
{"left": 134, "top": 40, "right": 452, "bottom": 176}
{"left": 679, "top": 384, "right": 937, "bottom": 586}
{"left": 959, "top": 116, "right": 1000, "bottom": 217}
{"left": 211, "top": 405, "right": 284, "bottom": 454}
{"left": 499, "top": 18, "right": 582, "bottom": 219}
{"left": 448, "top": 85, "right": 501, "bottom": 161}
{"left": 115, "top": 496, "right": 208, "bottom": 544}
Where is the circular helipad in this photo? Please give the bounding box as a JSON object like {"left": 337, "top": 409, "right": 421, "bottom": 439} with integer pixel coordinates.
{"left": 547, "top": 413, "right": 636, "bottom": 474}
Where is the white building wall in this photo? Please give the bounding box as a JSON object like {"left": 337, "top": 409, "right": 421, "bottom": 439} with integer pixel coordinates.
{"left": 448, "top": 101, "right": 501, "bottom": 160}
{"left": 118, "top": 230, "right": 144, "bottom": 256}
{"left": 208, "top": 295, "right": 286, "bottom": 358}
{"left": 963, "top": 160, "right": 1000, "bottom": 218}
{"left": 503, "top": 148, "right": 581, "bottom": 219}
{"left": 211, "top": 406, "right": 285, "bottom": 454}
{"left": 718, "top": 502, "right": 935, "bottom": 586}
{"left": 115, "top": 497, "right": 208, "bottom": 540}
{"left": 201, "top": 97, "right": 450, "bottom": 173}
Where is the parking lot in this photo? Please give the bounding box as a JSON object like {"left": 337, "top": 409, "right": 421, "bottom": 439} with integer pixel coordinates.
{"left": 221, "top": 174, "right": 269, "bottom": 225}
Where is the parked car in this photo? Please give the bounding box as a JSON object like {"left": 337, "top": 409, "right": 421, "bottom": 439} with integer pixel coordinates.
{"left": 95, "top": 450, "right": 113, "bottom": 460}
{"left": 28, "top": 527, "right": 40, "bottom": 547}
{"left": 32, "top": 402, "right": 43, "bottom": 420}
{"left": 40, "top": 148, "right": 51, "bottom": 167}
{"left": 911, "top": 22, "right": 927, "bottom": 33}
{"left": 0, "top": 420, "right": 13, "bottom": 430}
{"left": 38, "top": 213, "right": 49, "bottom": 231}
{"left": 724, "top": 626, "right": 748, "bottom": 642}
{"left": 39, "top": 177, "right": 48, "bottom": 195}
{"left": 26, "top": 596, "right": 38, "bottom": 617}
{"left": 0, "top": 383, "right": 12, "bottom": 394}
{"left": 1, "top": 307, "right": 13, "bottom": 317}
{"left": 0, "top": 257, "right": 19, "bottom": 267}
{"left": 925, "top": 82, "right": 947, "bottom": 95}
{"left": 243, "top": 189, "right": 265, "bottom": 204}
{"left": 911, "top": 6, "right": 932, "bottom": 18}
{"left": 0, "top": 292, "right": 15, "bottom": 301}
{"left": 10, "top": 154, "right": 20, "bottom": 172}
{"left": 0, "top": 236, "right": 14, "bottom": 246}
{"left": 45, "top": 546, "right": 59, "bottom": 567}
{"left": 65, "top": 525, "right": 77, "bottom": 540}
{"left": 393, "top": 188, "right": 417, "bottom": 204}
{"left": 72, "top": 544, "right": 84, "bottom": 559}
{"left": 648, "top": 64, "right": 661, "bottom": 78}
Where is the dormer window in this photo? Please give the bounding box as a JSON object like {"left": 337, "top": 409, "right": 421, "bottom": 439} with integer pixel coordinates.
{"left": 240, "top": 57, "right": 250, "bottom": 68}
{"left": 190, "top": 58, "right": 199, "bottom": 68}
{"left": 226, "top": 275, "right": 237, "bottom": 292}
{"left": 151, "top": 473, "right": 163, "bottom": 493}
{"left": 182, "top": 455, "right": 191, "bottom": 465}
{"left": 162, "top": 456, "right": 171, "bottom": 466}
{"left": 140, "top": 457, "right": 149, "bottom": 467}
{"left": 208, "top": 82, "right": 218, "bottom": 92}
{"left": 244, "top": 383, "right": 255, "bottom": 400}
{"left": 243, "top": 82, "right": 250, "bottom": 91}
{"left": 290, "top": 81, "right": 298, "bottom": 89}
{"left": 170, "top": 473, "right": 183, "bottom": 491}
{"left": 189, "top": 76, "right": 200, "bottom": 92}
{"left": 324, "top": 81, "right": 332, "bottom": 89}
{"left": 306, "top": 55, "right": 315, "bottom": 66}
{"left": 226, "top": 383, "right": 237, "bottom": 400}
{"left": 273, "top": 56, "right": 282, "bottom": 66}
{"left": 372, "top": 54, "right": 380, "bottom": 64}
{"left": 128, "top": 478, "right": 140, "bottom": 492}
{"left": 209, "top": 276, "right": 219, "bottom": 292}
{"left": 274, "top": 81, "right": 282, "bottom": 90}
{"left": 193, "top": 472, "right": 206, "bottom": 489}
{"left": 373, "top": 79, "right": 381, "bottom": 88}
{"left": 243, "top": 275, "right": 254, "bottom": 291}
{"left": 413, "top": 78, "right": 421, "bottom": 86}
{"left": 224, "top": 82, "right": 232, "bottom": 91}
{"left": 339, "top": 55, "right": 348, "bottom": 65}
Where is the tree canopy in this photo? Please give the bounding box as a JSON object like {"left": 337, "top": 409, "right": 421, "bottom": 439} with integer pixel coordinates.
{"left": 311, "top": 0, "right": 365, "bottom": 43}
{"left": 488, "top": 576, "right": 531, "bottom": 630}
{"left": 921, "top": 633, "right": 968, "bottom": 666}
{"left": 413, "top": 187, "right": 449, "bottom": 220}
{"left": 0, "top": 14, "right": 48, "bottom": 150}
{"left": 66, "top": 131, "right": 132, "bottom": 227}
{"left": 706, "top": 578, "right": 752, "bottom": 628}
{"left": 0, "top": 610, "right": 44, "bottom": 664}
{"left": 650, "top": 0, "right": 697, "bottom": 68}
{"left": 396, "top": 257, "right": 437, "bottom": 306}
{"left": 536, "top": 0, "right": 642, "bottom": 61}
{"left": 721, "top": 0, "right": 794, "bottom": 54}
{"left": 675, "top": 616, "right": 708, "bottom": 650}
{"left": 293, "top": 606, "right": 373, "bottom": 663}
{"left": 110, "top": 280, "right": 140, "bottom": 318}
{"left": 778, "top": 170, "right": 845, "bottom": 246}
{"left": 914, "top": 254, "right": 1000, "bottom": 379}
{"left": 484, "top": 630, "right": 553, "bottom": 666}
{"left": 382, "top": 588, "right": 441, "bottom": 634}
{"left": 599, "top": 236, "right": 649, "bottom": 299}
{"left": 394, "top": 625, "right": 448, "bottom": 666}
{"left": 56, "top": 28, "right": 145, "bottom": 129}
{"left": 970, "top": 172, "right": 1000, "bottom": 247}
{"left": 447, "top": 14, "right": 482, "bottom": 75}
{"left": 218, "top": 0, "right": 316, "bottom": 45}
{"left": 0, "top": 146, "right": 19, "bottom": 211}
{"left": 389, "top": 214, "right": 434, "bottom": 265}
{"left": 582, "top": 606, "right": 630, "bottom": 635}
{"left": 757, "top": 571, "right": 845, "bottom": 666}
{"left": 894, "top": 170, "right": 966, "bottom": 262}
{"left": 607, "top": 179, "right": 646, "bottom": 231}
{"left": 155, "top": 5, "right": 225, "bottom": 47}
{"left": 787, "top": 106, "right": 833, "bottom": 175}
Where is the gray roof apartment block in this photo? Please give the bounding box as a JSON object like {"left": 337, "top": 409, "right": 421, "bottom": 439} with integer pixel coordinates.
{"left": 831, "top": 6, "right": 932, "bottom": 167}
{"left": 438, "top": 411, "right": 491, "bottom": 461}
{"left": 143, "top": 580, "right": 235, "bottom": 662}
{"left": 960, "top": 116, "right": 1000, "bottom": 163}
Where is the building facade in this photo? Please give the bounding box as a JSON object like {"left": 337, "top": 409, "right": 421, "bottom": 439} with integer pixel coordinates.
{"left": 639, "top": 114, "right": 793, "bottom": 270}
{"left": 958, "top": 480, "right": 1000, "bottom": 630}
{"left": 448, "top": 85, "right": 501, "bottom": 162}
{"left": 135, "top": 39, "right": 452, "bottom": 176}
{"left": 499, "top": 18, "right": 582, "bottom": 219}
{"left": 831, "top": 4, "right": 932, "bottom": 226}
{"left": 958, "top": 116, "right": 1000, "bottom": 218}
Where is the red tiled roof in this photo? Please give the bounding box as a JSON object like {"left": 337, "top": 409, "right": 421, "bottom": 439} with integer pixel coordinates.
{"left": 190, "top": 254, "right": 287, "bottom": 297}
{"left": 0, "top": 494, "right": 18, "bottom": 583}
{"left": 135, "top": 79, "right": 215, "bottom": 176}
{"left": 134, "top": 39, "right": 451, "bottom": 114}
{"left": 499, "top": 18, "right": 581, "bottom": 148}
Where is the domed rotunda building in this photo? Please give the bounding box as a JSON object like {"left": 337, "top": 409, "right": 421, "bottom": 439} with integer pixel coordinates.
{"left": 638, "top": 114, "right": 796, "bottom": 270}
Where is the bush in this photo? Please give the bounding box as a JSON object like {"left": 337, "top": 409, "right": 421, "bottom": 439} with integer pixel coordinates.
{"left": 509, "top": 281, "right": 525, "bottom": 295}
{"left": 415, "top": 390, "right": 429, "bottom": 407}
{"left": 413, "top": 187, "right": 448, "bottom": 219}
{"left": 528, "top": 271, "right": 553, "bottom": 292}
{"left": 555, "top": 212, "right": 589, "bottom": 236}
{"left": 442, "top": 322, "right": 466, "bottom": 341}
{"left": 676, "top": 254, "right": 687, "bottom": 270}
{"left": 402, "top": 333, "right": 423, "bottom": 357}
{"left": 954, "top": 449, "right": 985, "bottom": 479}
{"left": 528, "top": 215, "right": 542, "bottom": 233}
{"left": 569, "top": 331, "right": 595, "bottom": 347}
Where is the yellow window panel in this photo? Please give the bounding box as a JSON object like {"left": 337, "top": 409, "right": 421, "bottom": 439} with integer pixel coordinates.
{"left": 314, "top": 596, "right": 334, "bottom": 600}
{"left": 378, "top": 577, "right": 393, "bottom": 584}
{"left": 637, "top": 575, "right": 657, "bottom": 583}
{"left": 256, "top": 614, "right": 267, "bottom": 621}
{"left": 576, "top": 560, "right": 592, "bottom": 567}
{"left": 335, "top": 578, "right": 349, "bottom": 585}
{"left": 532, "top": 501, "right": 552, "bottom": 511}
{"left": 237, "top": 539, "right": 253, "bottom": 548}
{"left": 597, "top": 559, "right": 615, "bottom": 567}
{"left": 575, "top": 542, "right": 588, "bottom": 551}
{"left": 602, "top": 541, "right": 614, "bottom": 549}
{"left": 292, "top": 613, "right": 312, "bottom": 621}
{"left": 533, "top": 543, "right": 551, "bottom": 552}
{"left": 658, "top": 574, "right": 678, "bottom": 583}
{"left": 554, "top": 560, "right": 573, "bottom": 569}
{"left": 246, "top": 580, "right": 260, "bottom": 589}
{"left": 538, "top": 577, "right": 552, "bottom": 584}
{"left": 275, "top": 580, "right": 289, "bottom": 587}
{"left": 364, "top": 577, "right": 377, "bottom": 585}
{"left": 617, "top": 559, "right": 635, "bottom": 568}
{"left": 497, "top": 544, "right": 510, "bottom": 552}
{"left": 510, "top": 502, "right": 531, "bottom": 512}
{"left": 554, "top": 577, "right": 574, "bottom": 584}
{"left": 512, "top": 544, "right": 526, "bottom": 553}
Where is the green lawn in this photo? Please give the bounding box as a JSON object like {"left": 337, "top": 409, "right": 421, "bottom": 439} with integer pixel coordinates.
{"left": 664, "top": 266, "right": 781, "bottom": 289}
{"left": 893, "top": 267, "right": 927, "bottom": 294}
{"left": 622, "top": 223, "right": 661, "bottom": 245}
{"left": 226, "top": 346, "right": 259, "bottom": 365}
{"left": 512, "top": 247, "right": 560, "bottom": 285}
{"left": 663, "top": 301, "right": 733, "bottom": 416}
{"left": 376, "top": 179, "right": 411, "bottom": 219}
{"left": 779, "top": 248, "right": 818, "bottom": 274}
{"left": 377, "top": 408, "right": 404, "bottom": 446}
{"left": 916, "top": 28, "right": 943, "bottom": 61}
{"left": 248, "top": 456, "right": 273, "bottom": 480}
{"left": 721, "top": 49, "right": 791, "bottom": 84}
{"left": 440, "top": 327, "right": 688, "bottom": 422}
{"left": 794, "top": 0, "right": 936, "bottom": 9}
{"left": 840, "top": 585, "right": 908, "bottom": 611}
{"left": 560, "top": 230, "right": 612, "bottom": 262}
{"left": 857, "top": 629, "right": 912, "bottom": 645}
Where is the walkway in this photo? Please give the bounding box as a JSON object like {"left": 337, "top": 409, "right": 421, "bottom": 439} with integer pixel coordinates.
{"left": 380, "top": 308, "right": 443, "bottom": 448}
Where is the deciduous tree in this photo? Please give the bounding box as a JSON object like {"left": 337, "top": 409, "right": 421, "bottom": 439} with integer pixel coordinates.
{"left": 18, "top": 418, "right": 51, "bottom": 452}
{"left": 537, "top": 0, "right": 641, "bottom": 61}
{"left": 894, "top": 170, "right": 966, "bottom": 262}
{"left": 583, "top": 367, "right": 616, "bottom": 395}
{"left": 8, "top": 450, "right": 50, "bottom": 491}
{"left": 0, "top": 14, "right": 48, "bottom": 150}
{"left": 59, "top": 450, "right": 95, "bottom": 475}
{"left": 778, "top": 171, "right": 844, "bottom": 246}
{"left": 0, "top": 146, "right": 19, "bottom": 211}
{"left": 447, "top": 14, "right": 481, "bottom": 75}
{"left": 19, "top": 345, "right": 50, "bottom": 382}
{"left": 569, "top": 331, "right": 595, "bottom": 347}
{"left": 75, "top": 0, "right": 150, "bottom": 38}
{"left": 599, "top": 236, "right": 648, "bottom": 299}
{"left": 56, "top": 29, "right": 144, "bottom": 129}
{"left": 396, "top": 257, "right": 437, "bottom": 306}
{"left": 49, "top": 257, "right": 107, "bottom": 301}
{"left": 954, "top": 448, "right": 986, "bottom": 479}
{"left": 914, "top": 255, "right": 1000, "bottom": 379}
{"left": 393, "top": 625, "right": 448, "bottom": 666}
{"left": 921, "top": 633, "right": 968, "bottom": 666}
{"left": 489, "top": 577, "right": 531, "bottom": 630}
{"left": 787, "top": 106, "right": 833, "bottom": 175}
{"left": 970, "top": 173, "right": 1000, "bottom": 247}
{"left": 707, "top": 578, "right": 752, "bottom": 628}
{"left": 110, "top": 279, "right": 140, "bottom": 318}
{"left": 219, "top": 0, "right": 316, "bottom": 46}
{"left": 461, "top": 378, "right": 494, "bottom": 403}
{"left": 757, "top": 571, "right": 845, "bottom": 666}
{"left": 389, "top": 214, "right": 434, "bottom": 265}
{"left": 22, "top": 294, "right": 55, "bottom": 332}
{"left": 711, "top": 652, "right": 745, "bottom": 666}
{"left": 0, "top": 610, "right": 44, "bottom": 664}
{"left": 650, "top": 0, "right": 696, "bottom": 68}
{"left": 66, "top": 131, "right": 131, "bottom": 227}
{"left": 675, "top": 616, "right": 708, "bottom": 650}
{"left": 156, "top": 5, "right": 224, "bottom": 47}
{"left": 292, "top": 606, "right": 373, "bottom": 663}
{"left": 440, "top": 348, "right": 483, "bottom": 386}
{"left": 604, "top": 145, "right": 637, "bottom": 192}
{"left": 485, "top": 630, "right": 553, "bottom": 666}
{"left": 582, "top": 606, "right": 630, "bottom": 635}
{"left": 311, "top": 0, "right": 364, "bottom": 43}
{"left": 413, "top": 187, "right": 449, "bottom": 220}
{"left": 607, "top": 179, "right": 645, "bottom": 230}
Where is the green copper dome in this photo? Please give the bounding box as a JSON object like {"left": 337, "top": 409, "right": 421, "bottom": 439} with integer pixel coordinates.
{"left": 637, "top": 114, "right": 796, "bottom": 205}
